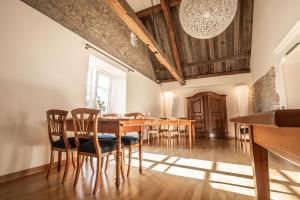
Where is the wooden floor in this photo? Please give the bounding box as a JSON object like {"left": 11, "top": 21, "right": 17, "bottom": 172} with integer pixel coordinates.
{"left": 1, "top": 138, "right": 300, "bottom": 200}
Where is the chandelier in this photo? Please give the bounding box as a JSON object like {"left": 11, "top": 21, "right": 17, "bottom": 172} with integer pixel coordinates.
{"left": 179, "top": 0, "right": 238, "bottom": 39}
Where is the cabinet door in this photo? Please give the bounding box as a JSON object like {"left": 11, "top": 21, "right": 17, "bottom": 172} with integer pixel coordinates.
{"left": 207, "top": 95, "right": 224, "bottom": 137}
{"left": 188, "top": 96, "right": 206, "bottom": 137}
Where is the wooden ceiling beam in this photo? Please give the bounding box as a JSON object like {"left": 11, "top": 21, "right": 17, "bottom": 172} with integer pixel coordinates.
{"left": 104, "top": 0, "right": 185, "bottom": 85}
{"left": 136, "top": 0, "right": 181, "bottom": 18}
{"left": 160, "top": 0, "right": 183, "bottom": 77}
{"left": 155, "top": 54, "right": 250, "bottom": 71}
{"left": 158, "top": 69, "right": 251, "bottom": 83}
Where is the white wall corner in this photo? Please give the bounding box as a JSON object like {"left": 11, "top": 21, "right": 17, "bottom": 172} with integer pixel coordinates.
{"left": 274, "top": 20, "right": 300, "bottom": 109}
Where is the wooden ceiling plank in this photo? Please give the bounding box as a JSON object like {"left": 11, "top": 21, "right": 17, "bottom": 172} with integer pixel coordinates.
{"left": 136, "top": 0, "right": 181, "bottom": 18}
{"left": 160, "top": 0, "right": 183, "bottom": 77}
{"left": 105, "top": 0, "right": 185, "bottom": 85}
{"left": 183, "top": 54, "right": 250, "bottom": 68}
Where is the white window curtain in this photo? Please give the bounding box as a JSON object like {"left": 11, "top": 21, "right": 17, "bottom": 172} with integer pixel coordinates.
{"left": 235, "top": 85, "right": 249, "bottom": 116}
{"left": 164, "top": 91, "right": 174, "bottom": 118}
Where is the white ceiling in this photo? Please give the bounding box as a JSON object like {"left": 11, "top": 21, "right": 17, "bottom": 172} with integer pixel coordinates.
{"left": 126, "top": 0, "right": 160, "bottom": 12}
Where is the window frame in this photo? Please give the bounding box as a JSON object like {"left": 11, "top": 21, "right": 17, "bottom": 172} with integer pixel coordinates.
{"left": 94, "top": 70, "right": 112, "bottom": 114}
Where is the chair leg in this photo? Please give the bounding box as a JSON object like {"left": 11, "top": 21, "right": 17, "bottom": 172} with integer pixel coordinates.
{"left": 57, "top": 151, "right": 62, "bottom": 172}
{"left": 105, "top": 155, "right": 109, "bottom": 173}
{"left": 62, "top": 151, "right": 70, "bottom": 184}
{"left": 120, "top": 151, "right": 125, "bottom": 180}
{"left": 93, "top": 157, "right": 102, "bottom": 194}
{"left": 101, "top": 157, "right": 104, "bottom": 171}
{"left": 46, "top": 149, "right": 54, "bottom": 179}
{"left": 80, "top": 156, "right": 85, "bottom": 169}
{"left": 127, "top": 146, "right": 132, "bottom": 177}
{"left": 73, "top": 153, "right": 82, "bottom": 188}
{"left": 71, "top": 151, "right": 76, "bottom": 168}
{"left": 90, "top": 157, "right": 94, "bottom": 173}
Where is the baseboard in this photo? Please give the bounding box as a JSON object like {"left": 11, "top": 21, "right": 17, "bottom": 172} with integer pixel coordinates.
{"left": 0, "top": 161, "right": 65, "bottom": 184}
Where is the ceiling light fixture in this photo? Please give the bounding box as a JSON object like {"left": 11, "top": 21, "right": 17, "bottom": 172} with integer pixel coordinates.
{"left": 179, "top": 0, "right": 238, "bottom": 39}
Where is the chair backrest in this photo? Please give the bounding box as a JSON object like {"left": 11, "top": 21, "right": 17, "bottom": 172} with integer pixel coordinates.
{"left": 71, "top": 108, "right": 101, "bottom": 154}
{"left": 124, "top": 112, "right": 145, "bottom": 119}
{"left": 46, "top": 109, "right": 69, "bottom": 148}
{"left": 102, "top": 113, "right": 121, "bottom": 117}
{"left": 148, "top": 119, "right": 161, "bottom": 130}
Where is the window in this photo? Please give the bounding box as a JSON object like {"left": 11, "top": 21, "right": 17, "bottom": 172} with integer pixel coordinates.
{"left": 95, "top": 73, "right": 111, "bottom": 114}
{"left": 87, "top": 54, "right": 126, "bottom": 115}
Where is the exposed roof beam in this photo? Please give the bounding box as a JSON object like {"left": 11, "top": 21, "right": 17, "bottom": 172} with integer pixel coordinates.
{"left": 155, "top": 54, "right": 250, "bottom": 71}
{"left": 158, "top": 69, "right": 251, "bottom": 83}
{"left": 160, "top": 0, "right": 183, "bottom": 77}
{"left": 105, "top": 0, "right": 185, "bottom": 85}
{"left": 136, "top": 0, "right": 181, "bottom": 18}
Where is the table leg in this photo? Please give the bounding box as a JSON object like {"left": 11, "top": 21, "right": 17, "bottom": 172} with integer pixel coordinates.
{"left": 138, "top": 126, "right": 143, "bottom": 174}
{"left": 234, "top": 123, "right": 237, "bottom": 141}
{"left": 115, "top": 126, "right": 122, "bottom": 187}
{"left": 189, "top": 122, "right": 192, "bottom": 148}
{"left": 192, "top": 123, "right": 196, "bottom": 145}
{"left": 249, "top": 126, "right": 270, "bottom": 200}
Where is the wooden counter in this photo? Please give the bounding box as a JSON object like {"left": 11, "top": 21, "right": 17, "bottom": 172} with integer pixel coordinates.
{"left": 231, "top": 110, "right": 300, "bottom": 200}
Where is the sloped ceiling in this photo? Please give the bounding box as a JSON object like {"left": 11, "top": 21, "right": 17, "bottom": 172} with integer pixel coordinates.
{"left": 134, "top": 0, "right": 254, "bottom": 82}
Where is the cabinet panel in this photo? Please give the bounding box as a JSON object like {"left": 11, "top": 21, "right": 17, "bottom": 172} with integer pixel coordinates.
{"left": 187, "top": 92, "right": 228, "bottom": 138}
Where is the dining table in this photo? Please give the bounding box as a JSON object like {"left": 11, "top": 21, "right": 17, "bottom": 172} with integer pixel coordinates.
{"left": 231, "top": 110, "right": 300, "bottom": 200}
{"left": 66, "top": 117, "right": 196, "bottom": 187}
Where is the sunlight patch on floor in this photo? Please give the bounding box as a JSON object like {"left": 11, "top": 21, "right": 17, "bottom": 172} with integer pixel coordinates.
{"left": 210, "top": 182, "right": 255, "bottom": 197}
{"left": 151, "top": 164, "right": 170, "bottom": 172}
{"left": 119, "top": 151, "right": 300, "bottom": 198}
{"left": 270, "top": 182, "right": 293, "bottom": 193}
{"left": 209, "top": 172, "right": 254, "bottom": 187}
{"left": 216, "top": 162, "right": 253, "bottom": 176}
{"left": 281, "top": 170, "right": 300, "bottom": 184}
{"left": 165, "top": 156, "right": 180, "bottom": 164}
{"left": 175, "top": 158, "right": 213, "bottom": 170}
{"left": 270, "top": 191, "right": 300, "bottom": 200}
{"left": 269, "top": 169, "right": 290, "bottom": 182}
{"left": 132, "top": 152, "right": 168, "bottom": 162}
{"left": 166, "top": 166, "right": 206, "bottom": 180}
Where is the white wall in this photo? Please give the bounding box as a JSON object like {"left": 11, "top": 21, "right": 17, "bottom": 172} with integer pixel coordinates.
{"left": 0, "top": 0, "right": 162, "bottom": 176}
{"left": 251, "top": 0, "right": 300, "bottom": 83}
{"left": 281, "top": 46, "right": 300, "bottom": 108}
{"left": 126, "top": 71, "right": 163, "bottom": 118}
{"left": 162, "top": 74, "right": 252, "bottom": 137}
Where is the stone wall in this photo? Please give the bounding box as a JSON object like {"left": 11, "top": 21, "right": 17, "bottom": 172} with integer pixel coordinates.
{"left": 252, "top": 67, "right": 280, "bottom": 113}
{"left": 20, "top": 0, "right": 156, "bottom": 81}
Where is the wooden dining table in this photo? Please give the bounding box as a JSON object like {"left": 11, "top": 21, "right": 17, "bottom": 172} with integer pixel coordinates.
{"left": 231, "top": 110, "right": 300, "bottom": 200}
{"left": 66, "top": 117, "right": 147, "bottom": 187}
{"left": 66, "top": 117, "right": 196, "bottom": 187}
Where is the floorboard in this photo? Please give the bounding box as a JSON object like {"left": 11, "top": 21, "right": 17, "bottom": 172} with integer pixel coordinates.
{"left": 1, "top": 138, "right": 300, "bottom": 200}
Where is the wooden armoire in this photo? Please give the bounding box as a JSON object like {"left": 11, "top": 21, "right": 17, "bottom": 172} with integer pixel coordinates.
{"left": 187, "top": 92, "right": 228, "bottom": 138}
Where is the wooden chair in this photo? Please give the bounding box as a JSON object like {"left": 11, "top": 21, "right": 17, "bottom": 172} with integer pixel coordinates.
{"left": 46, "top": 109, "right": 77, "bottom": 184}
{"left": 71, "top": 108, "right": 125, "bottom": 194}
{"left": 123, "top": 112, "right": 145, "bottom": 177}
{"left": 166, "top": 119, "right": 180, "bottom": 142}
{"left": 147, "top": 119, "right": 161, "bottom": 144}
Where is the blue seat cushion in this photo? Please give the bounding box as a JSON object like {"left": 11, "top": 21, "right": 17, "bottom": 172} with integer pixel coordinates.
{"left": 98, "top": 134, "right": 116, "bottom": 140}
{"left": 79, "top": 139, "right": 117, "bottom": 154}
{"left": 52, "top": 137, "right": 89, "bottom": 149}
{"left": 121, "top": 135, "right": 138, "bottom": 145}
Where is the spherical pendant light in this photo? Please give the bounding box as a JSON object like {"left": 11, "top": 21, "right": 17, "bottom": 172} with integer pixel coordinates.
{"left": 179, "top": 0, "right": 238, "bottom": 39}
